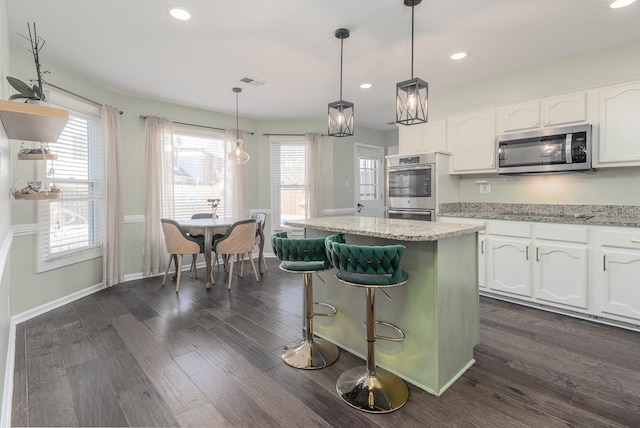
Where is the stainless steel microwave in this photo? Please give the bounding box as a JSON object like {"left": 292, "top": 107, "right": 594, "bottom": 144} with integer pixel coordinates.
{"left": 497, "top": 124, "right": 592, "bottom": 174}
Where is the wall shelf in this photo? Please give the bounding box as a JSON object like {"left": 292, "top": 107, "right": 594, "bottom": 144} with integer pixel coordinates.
{"left": 17, "top": 153, "right": 58, "bottom": 160}
{"left": 13, "top": 191, "right": 62, "bottom": 200}
{"left": 0, "top": 99, "right": 69, "bottom": 142}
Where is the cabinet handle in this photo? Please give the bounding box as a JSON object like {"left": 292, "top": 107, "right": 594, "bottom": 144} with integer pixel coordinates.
{"left": 603, "top": 254, "right": 607, "bottom": 271}
{"left": 481, "top": 240, "right": 484, "bottom": 254}
{"left": 536, "top": 247, "right": 539, "bottom": 262}
{"left": 490, "top": 154, "right": 495, "bottom": 168}
{"left": 632, "top": 239, "right": 640, "bottom": 243}
{"left": 533, "top": 122, "right": 538, "bottom": 126}
{"left": 525, "top": 246, "right": 529, "bottom": 260}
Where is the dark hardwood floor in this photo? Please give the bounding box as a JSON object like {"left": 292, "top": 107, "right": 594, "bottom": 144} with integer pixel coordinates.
{"left": 11, "top": 258, "right": 640, "bottom": 427}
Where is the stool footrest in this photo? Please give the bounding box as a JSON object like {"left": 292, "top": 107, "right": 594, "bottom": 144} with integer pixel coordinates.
{"left": 313, "top": 302, "right": 337, "bottom": 318}
{"left": 366, "top": 320, "right": 405, "bottom": 342}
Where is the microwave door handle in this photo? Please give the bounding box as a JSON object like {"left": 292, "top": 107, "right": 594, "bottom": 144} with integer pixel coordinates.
{"left": 565, "top": 134, "right": 572, "bottom": 164}
{"left": 389, "top": 165, "right": 432, "bottom": 172}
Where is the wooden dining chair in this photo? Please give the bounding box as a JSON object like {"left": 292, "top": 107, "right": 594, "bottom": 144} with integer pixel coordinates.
{"left": 161, "top": 219, "right": 204, "bottom": 292}
{"left": 190, "top": 212, "right": 224, "bottom": 266}
{"left": 240, "top": 212, "right": 268, "bottom": 273}
{"left": 213, "top": 218, "right": 260, "bottom": 290}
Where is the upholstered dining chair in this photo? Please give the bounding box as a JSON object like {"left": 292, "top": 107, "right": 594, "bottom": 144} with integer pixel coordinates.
{"left": 213, "top": 218, "right": 260, "bottom": 290}
{"left": 241, "top": 211, "right": 268, "bottom": 272}
{"left": 161, "top": 219, "right": 204, "bottom": 293}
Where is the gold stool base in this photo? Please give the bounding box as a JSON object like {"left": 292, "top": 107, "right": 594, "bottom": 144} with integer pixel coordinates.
{"left": 281, "top": 338, "right": 339, "bottom": 369}
{"left": 336, "top": 366, "right": 409, "bottom": 413}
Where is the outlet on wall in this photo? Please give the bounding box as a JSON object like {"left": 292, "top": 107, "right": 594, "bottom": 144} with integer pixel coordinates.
{"left": 476, "top": 180, "right": 491, "bottom": 194}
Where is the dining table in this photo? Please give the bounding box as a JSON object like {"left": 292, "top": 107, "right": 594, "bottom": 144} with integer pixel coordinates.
{"left": 178, "top": 216, "right": 265, "bottom": 289}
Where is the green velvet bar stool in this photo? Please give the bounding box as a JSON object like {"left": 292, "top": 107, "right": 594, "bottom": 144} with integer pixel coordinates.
{"left": 325, "top": 233, "right": 409, "bottom": 413}
{"left": 271, "top": 232, "right": 339, "bottom": 369}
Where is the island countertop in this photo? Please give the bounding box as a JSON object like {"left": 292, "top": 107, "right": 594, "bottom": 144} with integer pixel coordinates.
{"left": 285, "top": 216, "right": 483, "bottom": 242}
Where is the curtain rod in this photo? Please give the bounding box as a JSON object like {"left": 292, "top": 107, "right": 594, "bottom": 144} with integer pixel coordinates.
{"left": 45, "top": 82, "right": 123, "bottom": 115}
{"left": 263, "top": 132, "right": 328, "bottom": 137}
{"left": 139, "top": 115, "right": 254, "bottom": 135}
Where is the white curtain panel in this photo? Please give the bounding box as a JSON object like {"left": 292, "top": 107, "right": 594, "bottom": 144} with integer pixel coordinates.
{"left": 143, "top": 117, "right": 173, "bottom": 276}
{"left": 225, "top": 129, "right": 249, "bottom": 218}
{"left": 101, "top": 104, "right": 124, "bottom": 287}
{"left": 305, "top": 132, "right": 323, "bottom": 219}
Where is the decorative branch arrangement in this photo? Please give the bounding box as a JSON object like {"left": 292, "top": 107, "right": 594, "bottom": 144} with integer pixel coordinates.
{"left": 207, "top": 198, "right": 221, "bottom": 218}
{"left": 6, "top": 22, "right": 50, "bottom": 102}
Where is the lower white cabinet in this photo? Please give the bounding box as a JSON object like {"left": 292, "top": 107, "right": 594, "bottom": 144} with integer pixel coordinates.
{"left": 600, "top": 229, "right": 640, "bottom": 322}
{"left": 478, "top": 235, "right": 486, "bottom": 289}
{"left": 487, "top": 237, "right": 532, "bottom": 297}
{"left": 534, "top": 242, "right": 588, "bottom": 309}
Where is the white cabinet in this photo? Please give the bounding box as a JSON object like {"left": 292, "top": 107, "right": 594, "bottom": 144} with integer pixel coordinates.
{"left": 398, "top": 118, "right": 447, "bottom": 155}
{"left": 478, "top": 234, "right": 486, "bottom": 289}
{"left": 487, "top": 236, "right": 532, "bottom": 297}
{"left": 448, "top": 108, "right": 496, "bottom": 174}
{"left": 500, "top": 92, "right": 587, "bottom": 133}
{"left": 597, "top": 82, "right": 640, "bottom": 166}
{"left": 600, "top": 229, "right": 640, "bottom": 322}
{"left": 533, "top": 224, "right": 589, "bottom": 310}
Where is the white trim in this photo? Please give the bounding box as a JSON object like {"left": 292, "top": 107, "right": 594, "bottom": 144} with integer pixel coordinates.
{"left": 1, "top": 231, "right": 14, "bottom": 428}
{"left": 322, "top": 208, "right": 354, "bottom": 216}
{"left": 37, "top": 246, "right": 102, "bottom": 274}
{"left": 1, "top": 321, "right": 15, "bottom": 428}
{"left": 124, "top": 215, "right": 145, "bottom": 224}
{"left": 10, "top": 282, "right": 104, "bottom": 325}
{"left": 11, "top": 224, "right": 38, "bottom": 236}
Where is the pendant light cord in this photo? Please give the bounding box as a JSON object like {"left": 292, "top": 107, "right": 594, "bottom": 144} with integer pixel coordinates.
{"left": 235, "top": 91, "right": 239, "bottom": 140}
{"left": 339, "top": 37, "right": 344, "bottom": 100}
{"left": 411, "top": 2, "right": 415, "bottom": 79}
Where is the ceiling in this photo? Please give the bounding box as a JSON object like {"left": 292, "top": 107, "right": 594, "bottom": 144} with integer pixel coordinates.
{"left": 6, "top": 0, "right": 640, "bottom": 131}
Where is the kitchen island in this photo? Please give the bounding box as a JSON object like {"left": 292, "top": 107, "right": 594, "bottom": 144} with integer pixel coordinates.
{"left": 284, "top": 216, "right": 484, "bottom": 396}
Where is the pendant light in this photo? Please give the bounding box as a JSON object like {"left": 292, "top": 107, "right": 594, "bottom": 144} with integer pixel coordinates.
{"left": 228, "top": 87, "right": 250, "bottom": 164}
{"left": 396, "top": 0, "right": 428, "bottom": 126}
{"left": 328, "top": 28, "right": 354, "bottom": 137}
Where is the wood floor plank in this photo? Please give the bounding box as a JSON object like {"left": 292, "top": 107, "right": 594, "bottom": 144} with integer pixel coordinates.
{"left": 142, "top": 315, "right": 198, "bottom": 358}
{"left": 174, "top": 350, "right": 280, "bottom": 427}
{"left": 111, "top": 313, "right": 209, "bottom": 415}
{"left": 55, "top": 320, "right": 98, "bottom": 368}
{"left": 65, "top": 359, "right": 129, "bottom": 427}
{"left": 207, "top": 322, "right": 282, "bottom": 371}
{"left": 11, "top": 323, "right": 28, "bottom": 428}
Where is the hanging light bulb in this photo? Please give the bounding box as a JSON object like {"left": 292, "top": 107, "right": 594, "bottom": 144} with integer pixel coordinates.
{"left": 228, "top": 87, "right": 250, "bottom": 164}
{"left": 396, "top": 0, "right": 429, "bottom": 126}
{"left": 328, "top": 28, "right": 354, "bottom": 137}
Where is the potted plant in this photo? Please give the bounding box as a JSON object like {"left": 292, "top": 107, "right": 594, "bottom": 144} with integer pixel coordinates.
{"left": 6, "top": 22, "right": 49, "bottom": 103}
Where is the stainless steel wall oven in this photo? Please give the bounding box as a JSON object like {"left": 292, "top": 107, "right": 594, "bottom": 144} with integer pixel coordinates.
{"left": 386, "top": 153, "right": 436, "bottom": 221}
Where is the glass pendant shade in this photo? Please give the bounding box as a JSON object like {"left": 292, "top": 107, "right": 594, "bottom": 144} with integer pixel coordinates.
{"left": 396, "top": 77, "right": 428, "bottom": 125}
{"left": 228, "top": 87, "right": 249, "bottom": 164}
{"left": 328, "top": 100, "right": 354, "bottom": 137}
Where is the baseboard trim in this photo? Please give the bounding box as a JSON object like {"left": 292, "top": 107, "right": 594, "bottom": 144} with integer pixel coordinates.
{"left": 11, "top": 282, "right": 104, "bottom": 326}
{"left": 1, "top": 320, "right": 15, "bottom": 428}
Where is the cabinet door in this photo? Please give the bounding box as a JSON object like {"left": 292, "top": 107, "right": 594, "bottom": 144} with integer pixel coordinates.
{"left": 478, "top": 235, "right": 486, "bottom": 289}
{"left": 398, "top": 123, "right": 423, "bottom": 155}
{"left": 542, "top": 92, "right": 587, "bottom": 127}
{"left": 502, "top": 101, "right": 540, "bottom": 132}
{"left": 598, "top": 83, "right": 640, "bottom": 165}
{"left": 487, "top": 237, "right": 531, "bottom": 297}
{"left": 421, "top": 118, "right": 447, "bottom": 153}
{"left": 535, "top": 243, "right": 588, "bottom": 309}
{"left": 449, "top": 109, "right": 497, "bottom": 174}
{"left": 601, "top": 249, "right": 640, "bottom": 322}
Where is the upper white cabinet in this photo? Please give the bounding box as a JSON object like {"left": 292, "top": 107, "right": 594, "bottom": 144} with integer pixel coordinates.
{"left": 499, "top": 92, "right": 587, "bottom": 133}
{"left": 448, "top": 108, "right": 496, "bottom": 174}
{"left": 597, "top": 82, "right": 640, "bottom": 167}
{"left": 398, "top": 118, "right": 447, "bottom": 155}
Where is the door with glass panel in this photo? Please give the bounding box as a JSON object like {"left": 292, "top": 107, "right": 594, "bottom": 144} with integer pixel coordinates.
{"left": 354, "top": 144, "right": 384, "bottom": 218}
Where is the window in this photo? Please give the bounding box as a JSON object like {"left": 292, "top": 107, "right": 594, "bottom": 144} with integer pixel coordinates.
{"left": 270, "top": 137, "right": 307, "bottom": 233}
{"left": 38, "top": 93, "right": 103, "bottom": 271}
{"left": 166, "top": 125, "right": 234, "bottom": 220}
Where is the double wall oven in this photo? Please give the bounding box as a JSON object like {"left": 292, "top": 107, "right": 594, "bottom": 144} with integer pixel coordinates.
{"left": 386, "top": 153, "right": 436, "bottom": 221}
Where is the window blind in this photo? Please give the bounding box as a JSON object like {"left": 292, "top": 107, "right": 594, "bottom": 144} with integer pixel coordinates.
{"left": 270, "top": 139, "right": 307, "bottom": 233}
{"left": 168, "top": 126, "right": 234, "bottom": 220}
{"left": 39, "top": 109, "right": 103, "bottom": 260}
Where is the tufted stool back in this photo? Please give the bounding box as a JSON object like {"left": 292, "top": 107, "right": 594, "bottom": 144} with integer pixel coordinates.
{"left": 325, "top": 233, "right": 408, "bottom": 287}
{"left": 271, "top": 232, "right": 331, "bottom": 272}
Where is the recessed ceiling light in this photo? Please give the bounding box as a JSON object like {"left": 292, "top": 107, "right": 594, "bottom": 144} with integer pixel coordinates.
{"left": 610, "top": 0, "right": 636, "bottom": 8}
{"left": 360, "top": 83, "right": 373, "bottom": 89}
{"left": 450, "top": 52, "right": 468, "bottom": 60}
{"left": 168, "top": 6, "right": 192, "bottom": 20}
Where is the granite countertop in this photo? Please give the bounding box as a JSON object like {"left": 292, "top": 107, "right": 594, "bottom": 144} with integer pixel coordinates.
{"left": 439, "top": 203, "right": 640, "bottom": 228}
{"left": 285, "top": 216, "right": 484, "bottom": 242}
